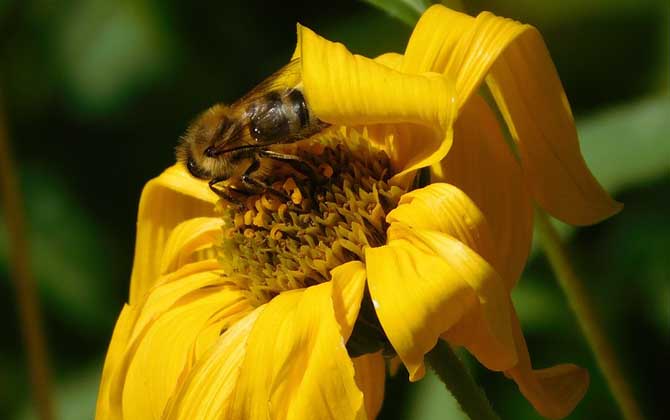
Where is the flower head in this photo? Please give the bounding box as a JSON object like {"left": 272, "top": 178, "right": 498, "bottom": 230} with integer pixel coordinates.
{"left": 96, "top": 5, "right": 619, "bottom": 420}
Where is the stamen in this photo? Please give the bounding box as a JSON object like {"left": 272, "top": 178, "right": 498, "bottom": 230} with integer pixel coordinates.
{"left": 216, "top": 132, "right": 405, "bottom": 305}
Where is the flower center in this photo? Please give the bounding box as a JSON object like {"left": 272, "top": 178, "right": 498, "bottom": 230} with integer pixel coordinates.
{"left": 216, "top": 131, "right": 404, "bottom": 306}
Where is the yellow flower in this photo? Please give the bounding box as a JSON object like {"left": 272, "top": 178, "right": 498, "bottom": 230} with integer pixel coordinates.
{"left": 96, "top": 5, "right": 620, "bottom": 420}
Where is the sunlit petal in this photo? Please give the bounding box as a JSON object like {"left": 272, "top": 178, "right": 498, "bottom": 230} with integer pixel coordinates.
{"left": 96, "top": 259, "right": 252, "bottom": 420}
{"left": 162, "top": 308, "right": 262, "bottom": 420}
{"left": 366, "top": 224, "right": 515, "bottom": 380}
{"left": 121, "top": 285, "right": 250, "bottom": 419}
{"left": 331, "top": 261, "right": 367, "bottom": 341}
{"left": 130, "top": 164, "right": 217, "bottom": 304}
{"left": 403, "top": 5, "right": 621, "bottom": 225}
{"left": 387, "top": 183, "right": 497, "bottom": 269}
{"left": 224, "top": 283, "right": 366, "bottom": 419}
{"left": 432, "top": 95, "right": 533, "bottom": 288}
{"left": 373, "top": 52, "right": 403, "bottom": 69}
{"left": 297, "top": 24, "right": 457, "bottom": 180}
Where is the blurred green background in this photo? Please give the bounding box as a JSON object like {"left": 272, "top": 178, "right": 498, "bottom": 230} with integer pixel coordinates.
{"left": 0, "top": 0, "right": 667, "bottom": 419}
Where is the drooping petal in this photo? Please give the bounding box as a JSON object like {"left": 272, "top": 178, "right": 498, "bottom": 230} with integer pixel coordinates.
{"left": 162, "top": 308, "right": 262, "bottom": 420}
{"left": 297, "top": 24, "right": 457, "bottom": 180}
{"left": 432, "top": 95, "right": 533, "bottom": 289}
{"left": 353, "top": 353, "right": 386, "bottom": 419}
{"left": 130, "top": 164, "right": 217, "bottom": 304}
{"left": 486, "top": 30, "right": 622, "bottom": 225}
{"left": 224, "top": 282, "right": 366, "bottom": 420}
{"left": 398, "top": 226, "right": 516, "bottom": 372}
{"left": 505, "top": 309, "right": 589, "bottom": 419}
{"left": 331, "top": 261, "right": 367, "bottom": 341}
{"left": 366, "top": 224, "right": 515, "bottom": 381}
{"left": 159, "top": 217, "right": 223, "bottom": 276}
{"left": 402, "top": 5, "right": 621, "bottom": 225}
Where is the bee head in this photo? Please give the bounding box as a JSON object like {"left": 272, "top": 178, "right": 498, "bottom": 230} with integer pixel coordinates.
{"left": 176, "top": 104, "right": 238, "bottom": 180}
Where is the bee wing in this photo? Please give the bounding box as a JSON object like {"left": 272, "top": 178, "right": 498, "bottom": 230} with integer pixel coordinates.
{"left": 234, "top": 58, "right": 302, "bottom": 106}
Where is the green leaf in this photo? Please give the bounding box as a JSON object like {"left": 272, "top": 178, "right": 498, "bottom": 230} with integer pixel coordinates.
{"left": 362, "top": 0, "right": 429, "bottom": 26}
{"left": 579, "top": 95, "right": 670, "bottom": 194}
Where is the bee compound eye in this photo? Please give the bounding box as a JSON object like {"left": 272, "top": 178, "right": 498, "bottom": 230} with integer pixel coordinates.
{"left": 186, "top": 157, "right": 209, "bottom": 179}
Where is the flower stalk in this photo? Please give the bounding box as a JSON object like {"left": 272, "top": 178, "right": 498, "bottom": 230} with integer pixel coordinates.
{"left": 536, "top": 209, "right": 644, "bottom": 420}
{"left": 0, "top": 93, "right": 54, "bottom": 420}
{"left": 426, "top": 341, "right": 501, "bottom": 420}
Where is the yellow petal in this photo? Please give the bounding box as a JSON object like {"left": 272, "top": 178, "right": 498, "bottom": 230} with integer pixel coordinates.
{"left": 163, "top": 308, "right": 262, "bottom": 420}
{"left": 505, "top": 309, "right": 589, "bottom": 419}
{"left": 297, "top": 24, "right": 457, "bottom": 180}
{"left": 403, "top": 5, "right": 621, "bottom": 225}
{"left": 387, "top": 183, "right": 497, "bottom": 271}
{"left": 95, "top": 304, "right": 135, "bottom": 420}
{"left": 373, "top": 52, "right": 403, "bottom": 69}
{"left": 130, "top": 164, "right": 217, "bottom": 304}
{"left": 131, "top": 259, "right": 224, "bottom": 340}
{"left": 121, "top": 285, "right": 251, "bottom": 419}
{"left": 353, "top": 353, "right": 386, "bottom": 420}
{"left": 398, "top": 226, "right": 516, "bottom": 372}
{"left": 225, "top": 283, "right": 366, "bottom": 420}
{"left": 486, "top": 29, "right": 622, "bottom": 225}
{"left": 159, "top": 217, "right": 222, "bottom": 276}
{"left": 331, "top": 261, "right": 367, "bottom": 341}
{"left": 96, "top": 260, "right": 252, "bottom": 420}
{"left": 366, "top": 224, "right": 515, "bottom": 381}
{"left": 432, "top": 95, "right": 533, "bottom": 289}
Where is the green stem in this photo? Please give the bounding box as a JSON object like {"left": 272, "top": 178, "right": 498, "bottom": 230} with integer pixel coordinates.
{"left": 535, "top": 210, "right": 644, "bottom": 420}
{"left": 0, "top": 92, "right": 55, "bottom": 420}
{"left": 426, "top": 340, "right": 501, "bottom": 420}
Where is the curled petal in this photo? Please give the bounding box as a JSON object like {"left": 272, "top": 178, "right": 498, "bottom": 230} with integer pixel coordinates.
{"left": 297, "top": 24, "right": 457, "bottom": 180}
{"left": 353, "top": 353, "right": 386, "bottom": 420}
{"left": 387, "top": 183, "right": 497, "bottom": 270}
{"left": 505, "top": 309, "right": 589, "bottom": 419}
{"left": 130, "top": 164, "right": 217, "bottom": 304}
{"left": 403, "top": 5, "right": 621, "bottom": 225}
{"left": 159, "top": 217, "right": 223, "bottom": 276}
{"left": 366, "top": 225, "right": 515, "bottom": 381}
{"left": 224, "top": 283, "right": 366, "bottom": 420}
{"left": 432, "top": 95, "right": 533, "bottom": 289}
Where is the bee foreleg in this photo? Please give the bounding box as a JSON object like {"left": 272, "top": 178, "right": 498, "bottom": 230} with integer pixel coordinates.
{"left": 241, "top": 158, "right": 290, "bottom": 202}
{"left": 208, "top": 177, "right": 244, "bottom": 206}
{"left": 258, "top": 149, "right": 321, "bottom": 182}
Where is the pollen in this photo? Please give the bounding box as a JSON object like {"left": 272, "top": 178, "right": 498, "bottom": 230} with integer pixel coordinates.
{"left": 217, "top": 133, "right": 404, "bottom": 306}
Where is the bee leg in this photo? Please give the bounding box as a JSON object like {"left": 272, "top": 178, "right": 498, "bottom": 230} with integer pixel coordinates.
{"left": 258, "top": 150, "right": 321, "bottom": 182}
{"left": 208, "top": 177, "right": 244, "bottom": 206}
{"left": 241, "top": 159, "right": 290, "bottom": 202}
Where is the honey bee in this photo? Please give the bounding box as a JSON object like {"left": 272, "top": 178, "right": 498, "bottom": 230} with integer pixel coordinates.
{"left": 176, "top": 59, "right": 329, "bottom": 202}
